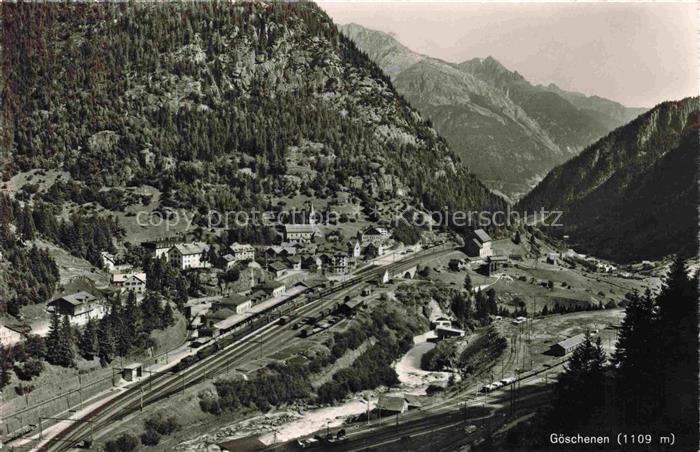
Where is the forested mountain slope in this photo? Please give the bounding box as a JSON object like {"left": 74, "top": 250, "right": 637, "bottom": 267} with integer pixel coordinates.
{"left": 1, "top": 2, "right": 504, "bottom": 222}
{"left": 340, "top": 23, "right": 646, "bottom": 198}
{"left": 518, "top": 97, "right": 699, "bottom": 263}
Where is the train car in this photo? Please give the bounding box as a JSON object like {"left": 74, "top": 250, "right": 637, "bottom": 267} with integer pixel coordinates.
{"left": 196, "top": 343, "right": 220, "bottom": 360}
{"left": 172, "top": 355, "right": 199, "bottom": 373}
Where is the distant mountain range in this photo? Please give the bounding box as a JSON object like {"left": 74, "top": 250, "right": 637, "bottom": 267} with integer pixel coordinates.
{"left": 341, "top": 23, "right": 646, "bottom": 198}
{"left": 518, "top": 97, "right": 699, "bottom": 263}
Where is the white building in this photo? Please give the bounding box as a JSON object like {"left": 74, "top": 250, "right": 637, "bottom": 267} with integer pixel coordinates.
{"left": 47, "top": 292, "right": 107, "bottom": 327}
{"left": 348, "top": 240, "right": 361, "bottom": 258}
{"left": 283, "top": 224, "right": 321, "bottom": 243}
{"left": 359, "top": 227, "right": 391, "bottom": 246}
{"left": 261, "top": 281, "right": 286, "bottom": 298}
{"left": 467, "top": 229, "right": 493, "bottom": 259}
{"left": 111, "top": 272, "right": 147, "bottom": 294}
{"left": 229, "top": 243, "right": 255, "bottom": 262}
{"left": 152, "top": 239, "right": 181, "bottom": 260}
{"left": 168, "top": 242, "right": 211, "bottom": 270}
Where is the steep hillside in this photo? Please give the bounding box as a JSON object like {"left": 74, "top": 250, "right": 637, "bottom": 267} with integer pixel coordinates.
{"left": 340, "top": 24, "right": 645, "bottom": 198}
{"left": 1, "top": 2, "right": 504, "bottom": 225}
{"left": 518, "top": 97, "right": 699, "bottom": 263}
{"left": 540, "top": 83, "right": 647, "bottom": 125}
{"left": 457, "top": 57, "right": 639, "bottom": 153}
{"left": 394, "top": 58, "right": 562, "bottom": 193}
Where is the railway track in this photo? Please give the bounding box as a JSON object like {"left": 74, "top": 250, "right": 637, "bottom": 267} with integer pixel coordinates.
{"left": 31, "top": 245, "right": 454, "bottom": 451}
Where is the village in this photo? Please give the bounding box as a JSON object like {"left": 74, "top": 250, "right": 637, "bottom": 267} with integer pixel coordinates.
{"left": 0, "top": 189, "right": 666, "bottom": 452}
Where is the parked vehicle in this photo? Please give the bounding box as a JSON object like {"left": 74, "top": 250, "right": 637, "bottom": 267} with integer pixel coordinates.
{"left": 501, "top": 377, "right": 516, "bottom": 385}
{"left": 296, "top": 437, "right": 320, "bottom": 449}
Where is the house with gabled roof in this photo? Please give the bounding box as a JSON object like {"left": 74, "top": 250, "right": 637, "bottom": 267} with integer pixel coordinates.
{"left": 267, "top": 260, "right": 288, "bottom": 279}
{"left": 47, "top": 291, "right": 107, "bottom": 326}
{"left": 229, "top": 243, "right": 255, "bottom": 262}
{"left": 168, "top": 242, "right": 211, "bottom": 270}
{"left": 111, "top": 272, "right": 147, "bottom": 294}
{"left": 358, "top": 226, "right": 391, "bottom": 246}
{"left": 466, "top": 228, "right": 493, "bottom": 258}
{"left": 283, "top": 224, "right": 321, "bottom": 243}
{"left": 551, "top": 334, "right": 586, "bottom": 356}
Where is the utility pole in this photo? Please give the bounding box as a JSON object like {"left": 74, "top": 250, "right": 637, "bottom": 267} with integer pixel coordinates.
{"left": 366, "top": 399, "right": 370, "bottom": 425}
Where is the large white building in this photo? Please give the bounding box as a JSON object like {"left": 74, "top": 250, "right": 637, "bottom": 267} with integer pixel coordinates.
{"left": 467, "top": 229, "right": 493, "bottom": 259}
{"left": 47, "top": 292, "right": 107, "bottom": 327}
{"left": 283, "top": 224, "right": 321, "bottom": 243}
{"left": 168, "top": 242, "right": 211, "bottom": 270}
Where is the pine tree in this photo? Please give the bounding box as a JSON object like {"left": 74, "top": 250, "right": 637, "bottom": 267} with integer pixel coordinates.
{"left": 653, "top": 256, "right": 698, "bottom": 439}
{"left": 486, "top": 288, "right": 498, "bottom": 315}
{"left": 59, "top": 315, "right": 76, "bottom": 367}
{"left": 45, "top": 312, "right": 62, "bottom": 365}
{"left": 551, "top": 335, "right": 606, "bottom": 428}
{"left": 141, "top": 293, "right": 164, "bottom": 333}
{"left": 98, "top": 318, "right": 117, "bottom": 363}
{"left": 0, "top": 346, "right": 12, "bottom": 390}
{"left": 463, "top": 274, "right": 472, "bottom": 293}
{"left": 162, "top": 302, "right": 175, "bottom": 328}
{"left": 475, "top": 289, "right": 488, "bottom": 319}
{"left": 80, "top": 319, "right": 100, "bottom": 359}
{"left": 123, "top": 290, "right": 141, "bottom": 340}
{"left": 18, "top": 205, "right": 36, "bottom": 240}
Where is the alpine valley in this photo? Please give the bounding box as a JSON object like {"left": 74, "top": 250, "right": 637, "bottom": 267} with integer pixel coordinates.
{"left": 340, "top": 23, "right": 647, "bottom": 199}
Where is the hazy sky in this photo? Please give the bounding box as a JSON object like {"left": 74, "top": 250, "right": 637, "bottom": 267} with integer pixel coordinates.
{"left": 320, "top": 1, "right": 698, "bottom": 108}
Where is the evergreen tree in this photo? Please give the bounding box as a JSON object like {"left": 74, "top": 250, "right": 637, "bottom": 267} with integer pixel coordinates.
{"left": 451, "top": 292, "right": 472, "bottom": 325}
{"left": 141, "top": 293, "right": 164, "bottom": 333}
{"left": 486, "top": 288, "right": 498, "bottom": 315}
{"left": 653, "top": 256, "right": 698, "bottom": 440}
{"left": 45, "top": 312, "right": 62, "bottom": 365}
{"left": 59, "top": 315, "right": 76, "bottom": 367}
{"left": 463, "top": 274, "right": 472, "bottom": 293}
{"left": 611, "top": 290, "right": 656, "bottom": 384}
{"left": 475, "top": 289, "right": 488, "bottom": 319}
{"left": 162, "top": 302, "right": 175, "bottom": 328}
{"left": 97, "top": 318, "right": 117, "bottom": 363}
{"left": 79, "top": 319, "right": 100, "bottom": 359}
{"left": 550, "top": 335, "right": 606, "bottom": 428}
{"left": 18, "top": 205, "right": 36, "bottom": 240}
{"left": 0, "top": 346, "right": 12, "bottom": 390}
{"left": 123, "top": 290, "right": 141, "bottom": 342}
{"left": 513, "top": 231, "right": 522, "bottom": 244}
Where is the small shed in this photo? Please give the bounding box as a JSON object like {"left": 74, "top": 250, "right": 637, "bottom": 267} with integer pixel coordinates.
{"left": 338, "top": 298, "right": 365, "bottom": 316}
{"left": 122, "top": 363, "right": 143, "bottom": 382}
{"left": 377, "top": 395, "right": 408, "bottom": 414}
